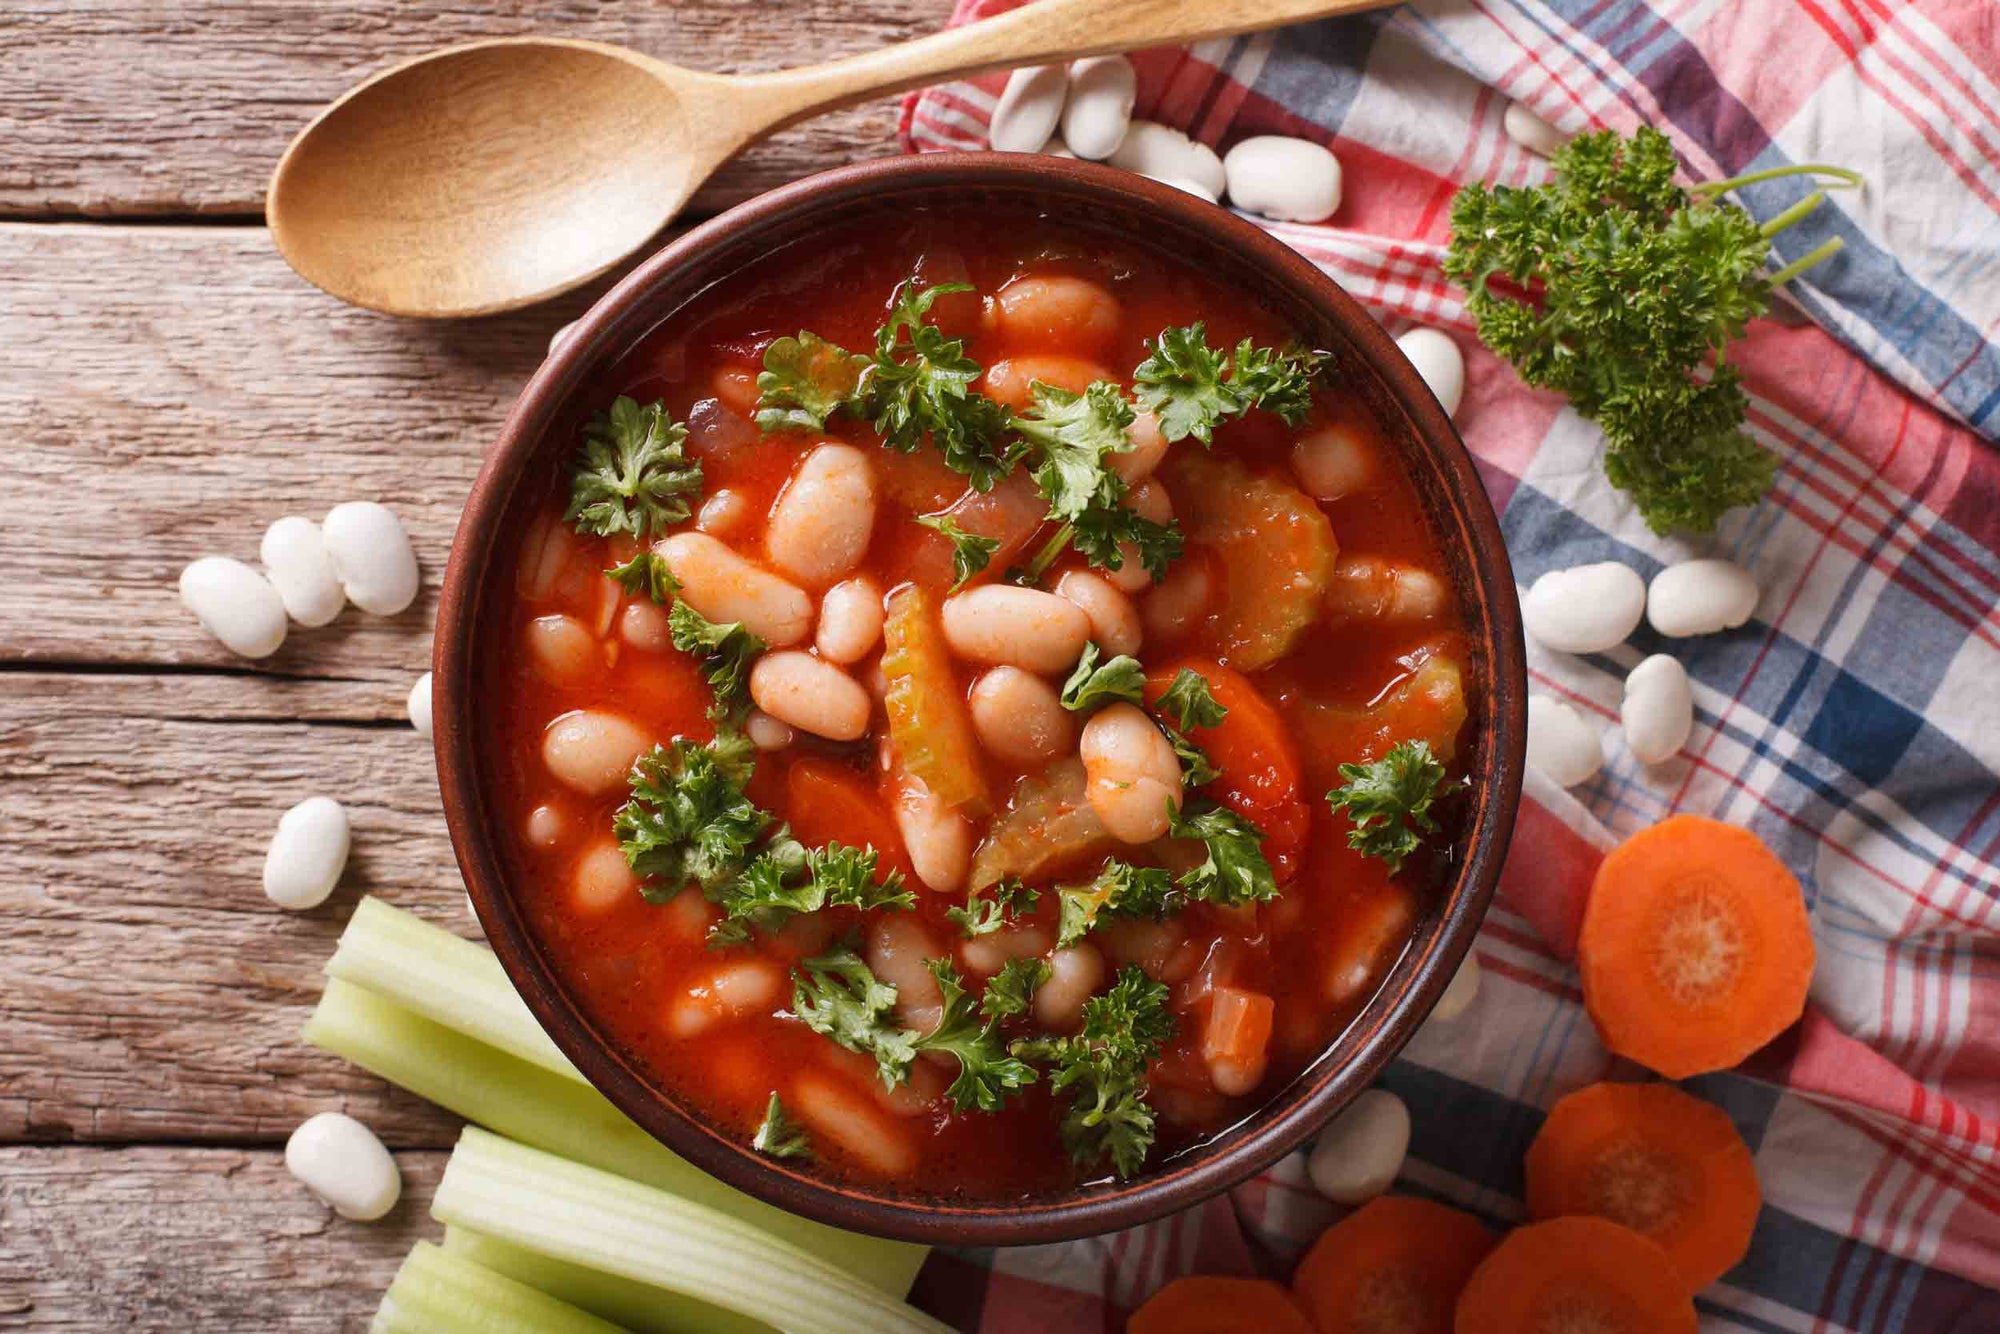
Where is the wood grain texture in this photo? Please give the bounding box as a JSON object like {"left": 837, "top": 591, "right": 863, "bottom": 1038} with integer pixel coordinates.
{"left": 0, "top": 0, "right": 946, "bottom": 219}
{"left": 1, "top": 670, "right": 467, "bottom": 1144}
{"left": 0, "top": 1146, "right": 444, "bottom": 1331}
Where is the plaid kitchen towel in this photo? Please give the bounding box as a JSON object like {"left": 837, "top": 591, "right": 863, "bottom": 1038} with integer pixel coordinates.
{"left": 899, "top": 3, "right": 2000, "bottom": 1331}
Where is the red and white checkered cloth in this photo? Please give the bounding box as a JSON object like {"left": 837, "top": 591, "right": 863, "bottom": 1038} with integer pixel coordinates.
{"left": 898, "top": 3, "right": 2000, "bottom": 1329}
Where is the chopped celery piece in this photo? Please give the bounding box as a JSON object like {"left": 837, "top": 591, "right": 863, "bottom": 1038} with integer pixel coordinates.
{"left": 442, "top": 1228, "right": 775, "bottom": 1334}
{"left": 328, "top": 896, "right": 582, "bottom": 1082}
{"left": 305, "top": 977, "right": 925, "bottom": 1298}
{"left": 373, "top": 1240, "right": 632, "bottom": 1334}
{"left": 433, "top": 1128, "right": 955, "bottom": 1334}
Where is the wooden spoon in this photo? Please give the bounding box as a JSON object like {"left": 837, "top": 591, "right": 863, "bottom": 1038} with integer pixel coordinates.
{"left": 268, "top": 0, "right": 1391, "bottom": 318}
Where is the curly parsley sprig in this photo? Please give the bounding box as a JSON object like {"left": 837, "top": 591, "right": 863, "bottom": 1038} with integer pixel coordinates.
{"left": 565, "top": 397, "right": 703, "bottom": 540}
{"left": 1324, "top": 739, "right": 1462, "bottom": 873}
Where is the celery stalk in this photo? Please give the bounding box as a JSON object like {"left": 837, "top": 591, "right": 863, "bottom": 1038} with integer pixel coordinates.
{"left": 328, "top": 896, "right": 582, "bottom": 1082}
{"left": 305, "top": 978, "right": 926, "bottom": 1298}
{"left": 372, "top": 1240, "right": 634, "bottom": 1334}
{"left": 433, "top": 1128, "right": 955, "bottom": 1334}
{"left": 442, "top": 1227, "right": 776, "bottom": 1334}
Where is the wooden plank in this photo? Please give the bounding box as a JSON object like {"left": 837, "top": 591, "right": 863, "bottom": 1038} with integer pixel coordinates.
{"left": 1, "top": 671, "right": 465, "bottom": 1144}
{"left": 0, "top": 1145, "right": 443, "bottom": 1331}
{"left": 1, "top": 0, "right": 945, "bottom": 219}
{"left": 0, "top": 221, "right": 571, "bottom": 680}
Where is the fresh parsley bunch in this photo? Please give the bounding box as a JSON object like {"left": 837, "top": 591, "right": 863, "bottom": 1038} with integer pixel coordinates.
{"left": 1324, "top": 739, "right": 1461, "bottom": 873}
{"left": 565, "top": 397, "right": 704, "bottom": 539}
{"left": 1446, "top": 127, "right": 1858, "bottom": 533}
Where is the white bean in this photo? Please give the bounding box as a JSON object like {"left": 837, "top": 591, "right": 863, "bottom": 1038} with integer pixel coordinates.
{"left": 1522, "top": 561, "right": 1646, "bottom": 653}
{"left": 941, "top": 585, "right": 1091, "bottom": 674}
{"left": 658, "top": 532, "right": 812, "bottom": 647}
{"left": 748, "top": 651, "right": 871, "bottom": 742}
{"left": 968, "top": 666, "right": 1074, "bottom": 768}
{"left": 1061, "top": 56, "right": 1136, "bottom": 160}
{"left": 406, "top": 672, "right": 433, "bottom": 738}
{"left": 525, "top": 804, "right": 567, "bottom": 850}
{"left": 1431, "top": 954, "right": 1481, "bottom": 1023}
{"left": 993, "top": 274, "right": 1121, "bottom": 354}
{"left": 1395, "top": 327, "right": 1465, "bottom": 419}
{"left": 1323, "top": 556, "right": 1448, "bottom": 624}
{"left": 1144, "top": 173, "right": 1218, "bottom": 203}
{"left": 526, "top": 613, "right": 596, "bottom": 682}
{"left": 1141, "top": 556, "right": 1212, "bottom": 642}
{"left": 959, "top": 923, "right": 1053, "bottom": 977}
{"left": 1080, "top": 702, "right": 1182, "bottom": 844}
{"left": 1111, "top": 410, "right": 1169, "bottom": 484}
{"left": 260, "top": 516, "right": 346, "bottom": 627}
{"left": 867, "top": 914, "right": 947, "bottom": 1027}
{"left": 791, "top": 1074, "right": 917, "bottom": 1177}
{"left": 1223, "top": 136, "right": 1342, "bottom": 222}
{"left": 321, "top": 501, "right": 419, "bottom": 615}
{"left": 179, "top": 556, "right": 288, "bottom": 659}
{"left": 668, "top": 959, "right": 783, "bottom": 1037}
{"left": 571, "top": 839, "right": 637, "bottom": 914}
{"left": 1033, "top": 944, "right": 1105, "bottom": 1031}
{"left": 697, "top": 487, "right": 752, "bottom": 538}
{"left": 989, "top": 64, "right": 1068, "bottom": 153}
{"left": 767, "top": 443, "right": 877, "bottom": 587}
{"left": 889, "top": 765, "right": 973, "bottom": 895}
{"left": 619, "top": 599, "right": 673, "bottom": 651}
{"left": 1290, "top": 422, "right": 1377, "bottom": 501}
{"left": 286, "top": 1112, "right": 401, "bottom": 1221}
{"left": 744, "top": 708, "right": 795, "bottom": 751}
{"left": 1525, "top": 695, "right": 1604, "bottom": 787}
{"left": 816, "top": 577, "right": 884, "bottom": 664}
{"left": 1109, "top": 120, "right": 1227, "bottom": 197}
{"left": 547, "top": 319, "right": 579, "bottom": 356}
{"left": 1622, "top": 653, "right": 1693, "bottom": 764}
{"left": 1039, "top": 134, "right": 1075, "bottom": 158}
{"left": 1055, "top": 571, "right": 1142, "bottom": 658}
{"left": 541, "top": 710, "right": 650, "bottom": 794}
{"left": 1647, "top": 559, "right": 1758, "bottom": 638}
{"left": 263, "top": 796, "right": 350, "bottom": 910}
{"left": 1107, "top": 480, "right": 1174, "bottom": 592}
{"left": 1503, "top": 100, "right": 1571, "bottom": 157}
{"left": 1307, "top": 1088, "right": 1410, "bottom": 1204}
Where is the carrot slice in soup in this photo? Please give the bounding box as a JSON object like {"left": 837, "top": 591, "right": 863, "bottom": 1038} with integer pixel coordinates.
{"left": 1577, "top": 815, "right": 1814, "bottom": 1078}
{"left": 1453, "top": 1216, "right": 1696, "bottom": 1334}
{"left": 1129, "top": 1276, "right": 1316, "bottom": 1334}
{"left": 1526, "top": 1081, "right": 1759, "bottom": 1290}
{"left": 784, "top": 757, "right": 914, "bottom": 880}
{"left": 1292, "top": 1195, "right": 1495, "bottom": 1334}
{"left": 880, "top": 585, "right": 989, "bottom": 816}
{"left": 1144, "top": 658, "right": 1308, "bottom": 863}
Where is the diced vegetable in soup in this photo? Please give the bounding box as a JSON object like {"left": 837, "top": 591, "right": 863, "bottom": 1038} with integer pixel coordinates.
{"left": 484, "top": 214, "right": 1476, "bottom": 1200}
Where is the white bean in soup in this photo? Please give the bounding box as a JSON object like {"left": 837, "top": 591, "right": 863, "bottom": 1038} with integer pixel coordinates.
{"left": 941, "top": 585, "right": 1092, "bottom": 674}
{"left": 815, "top": 576, "right": 885, "bottom": 664}
{"left": 748, "top": 651, "right": 870, "bottom": 742}
{"left": 968, "top": 666, "right": 1073, "bottom": 768}
{"left": 1080, "top": 702, "right": 1183, "bottom": 843}
{"left": 541, "top": 710, "right": 650, "bottom": 795}
{"left": 766, "top": 443, "right": 878, "bottom": 587}
{"left": 657, "top": 532, "right": 812, "bottom": 647}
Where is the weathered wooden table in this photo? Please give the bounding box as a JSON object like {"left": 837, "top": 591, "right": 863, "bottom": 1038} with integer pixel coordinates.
{"left": 0, "top": 4, "right": 946, "bottom": 1325}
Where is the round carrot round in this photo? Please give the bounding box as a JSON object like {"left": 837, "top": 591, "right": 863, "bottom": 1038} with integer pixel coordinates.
{"left": 1454, "top": 1216, "right": 1697, "bottom": 1334}
{"left": 784, "top": 756, "right": 914, "bottom": 880}
{"left": 1577, "top": 815, "right": 1814, "bottom": 1078}
{"left": 1526, "top": 1081, "right": 1759, "bottom": 1290}
{"left": 1292, "top": 1195, "right": 1495, "bottom": 1334}
{"left": 1129, "top": 1275, "right": 1317, "bottom": 1334}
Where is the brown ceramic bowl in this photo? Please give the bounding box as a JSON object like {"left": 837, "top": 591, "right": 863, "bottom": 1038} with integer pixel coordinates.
{"left": 436, "top": 153, "right": 1526, "bottom": 1247}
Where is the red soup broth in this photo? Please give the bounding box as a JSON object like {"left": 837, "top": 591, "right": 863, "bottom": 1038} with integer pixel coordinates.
{"left": 481, "top": 212, "right": 1474, "bottom": 1202}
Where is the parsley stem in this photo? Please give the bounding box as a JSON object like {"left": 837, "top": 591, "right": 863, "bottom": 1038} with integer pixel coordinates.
{"left": 1757, "top": 190, "right": 1827, "bottom": 238}
{"left": 1766, "top": 236, "right": 1845, "bottom": 288}
{"left": 1693, "top": 162, "right": 1864, "bottom": 196}
{"left": 1022, "top": 523, "right": 1074, "bottom": 581}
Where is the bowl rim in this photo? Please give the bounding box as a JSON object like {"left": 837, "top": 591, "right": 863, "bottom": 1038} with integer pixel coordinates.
{"left": 435, "top": 151, "right": 1527, "bottom": 1247}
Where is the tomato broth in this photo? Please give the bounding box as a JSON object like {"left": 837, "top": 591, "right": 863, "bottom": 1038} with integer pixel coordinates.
{"left": 483, "top": 211, "right": 1473, "bottom": 1202}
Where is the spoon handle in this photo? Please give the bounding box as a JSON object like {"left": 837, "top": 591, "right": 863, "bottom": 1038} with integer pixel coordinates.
{"left": 738, "top": 0, "right": 1396, "bottom": 129}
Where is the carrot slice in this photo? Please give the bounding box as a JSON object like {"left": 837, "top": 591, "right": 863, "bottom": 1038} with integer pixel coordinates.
{"left": 1129, "top": 1276, "right": 1316, "bottom": 1334}
{"left": 1201, "top": 987, "right": 1275, "bottom": 1066}
{"left": 1526, "top": 1082, "right": 1759, "bottom": 1290}
{"left": 1453, "top": 1216, "right": 1697, "bottom": 1334}
{"left": 1163, "top": 453, "right": 1337, "bottom": 670}
{"left": 880, "top": 585, "right": 989, "bottom": 816}
{"left": 784, "top": 757, "right": 914, "bottom": 881}
{"left": 1144, "top": 658, "right": 1308, "bottom": 865}
{"left": 1577, "top": 815, "right": 1814, "bottom": 1078}
{"left": 1292, "top": 1195, "right": 1495, "bottom": 1334}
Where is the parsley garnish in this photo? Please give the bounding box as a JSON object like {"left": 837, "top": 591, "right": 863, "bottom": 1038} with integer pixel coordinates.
{"left": 1445, "top": 127, "right": 1859, "bottom": 533}
{"left": 945, "top": 877, "right": 1040, "bottom": 937}
{"left": 564, "top": 397, "right": 704, "bottom": 539}
{"left": 668, "top": 601, "right": 765, "bottom": 719}
{"left": 613, "top": 735, "right": 767, "bottom": 902}
{"left": 1131, "top": 324, "right": 1324, "bottom": 445}
{"left": 862, "top": 280, "right": 1021, "bottom": 490}
{"left": 915, "top": 513, "right": 1001, "bottom": 591}
{"left": 1057, "top": 860, "right": 1177, "bottom": 948}
{"left": 755, "top": 331, "right": 869, "bottom": 432}
{"left": 1324, "top": 739, "right": 1462, "bottom": 873}
{"left": 1059, "top": 642, "right": 1148, "bottom": 712}
{"left": 1155, "top": 668, "right": 1227, "bottom": 730}
{"left": 1166, "top": 728, "right": 1219, "bottom": 788}
{"left": 1168, "top": 801, "right": 1277, "bottom": 906}
{"left": 708, "top": 839, "right": 914, "bottom": 945}
{"left": 752, "top": 1092, "right": 811, "bottom": 1160}
{"left": 920, "top": 960, "right": 1041, "bottom": 1112}
{"left": 786, "top": 947, "right": 917, "bottom": 1088}
{"left": 1015, "top": 381, "right": 1137, "bottom": 522}
{"left": 1012, "top": 965, "right": 1174, "bottom": 1178}
{"left": 606, "top": 550, "right": 678, "bottom": 604}
{"left": 981, "top": 957, "right": 1051, "bottom": 1021}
